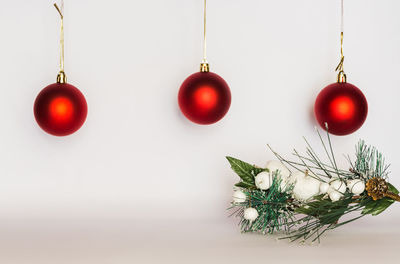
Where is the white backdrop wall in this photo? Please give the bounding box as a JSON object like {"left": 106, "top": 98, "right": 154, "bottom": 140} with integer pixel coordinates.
{"left": 0, "top": 0, "right": 400, "bottom": 226}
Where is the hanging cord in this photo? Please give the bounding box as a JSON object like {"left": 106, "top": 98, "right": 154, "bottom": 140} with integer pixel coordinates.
{"left": 203, "top": 0, "right": 207, "bottom": 62}
{"left": 200, "top": 0, "right": 210, "bottom": 72}
{"left": 54, "top": 1, "right": 67, "bottom": 83}
{"left": 335, "top": 0, "right": 346, "bottom": 83}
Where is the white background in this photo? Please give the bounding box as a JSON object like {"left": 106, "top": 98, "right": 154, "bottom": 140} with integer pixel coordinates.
{"left": 0, "top": 0, "right": 400, "bottom": 263}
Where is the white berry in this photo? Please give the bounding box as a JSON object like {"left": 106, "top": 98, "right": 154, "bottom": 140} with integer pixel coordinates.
{"left": 244, "top": 208, "right": 259, "bottom": 221}
{"left": 292, "top": 171, "right": 320, "bottom": 201}
{"left": 319, "top": 182, "right": 330, "bottom": 194}
{"left": 290, "top": 171, "right": 305, "bottom": 182}
{"left": 255, "top": 171, "right": 272, "bottom": 190}
{"left": 329, "top": 178, "right": 346, "bottom": 194}
{"left": 347, "top": 179, "right": 365, "bottom": 195}
{"left": 266, "top": 160, "right": 290, "bottom": 180}
{"left": 232, "top": 190, "right": 246, "bottom": 204}
{"left": 329, "top": 190, "right": 343, "bottom": 202}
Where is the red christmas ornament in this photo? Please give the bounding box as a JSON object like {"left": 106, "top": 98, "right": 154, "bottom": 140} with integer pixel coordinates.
{"left": 34, "top": 80, "right": 88, "bottom": 136}
{"left": 178, "top": 69, "right": 231, "bottom": 125}
{"left": 178, "top": 1, "right": 231, "bottom": 125}
{"left": 315, "top": 0, "right": 369, "bottom": 136}
{"left": 34, "top": 3, "right": 87, "bottom": 136}
{"left": 314, "top": 81, "right": 368, "bottom": 136}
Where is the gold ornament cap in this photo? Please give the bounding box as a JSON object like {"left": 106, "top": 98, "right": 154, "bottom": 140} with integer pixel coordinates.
{"left": 200, "top": 62, "right": 210, "bottom": 73}
{"left": 57, "top": 71, "right": 67, "bottom": 84}
{"left": 337, "top": 71, "right": 347, "bottom": 83}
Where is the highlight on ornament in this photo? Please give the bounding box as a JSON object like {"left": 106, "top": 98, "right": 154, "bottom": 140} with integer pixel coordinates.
{"left": 227, "top": 129, "right": 399, "bottom": 243}
{"left": 34, "top": 1, "right": 87, "bottom": 137}
{"left": 178, "top": 0, "right": 231, "bottom": 125}
{"left": 314, "top": 0, "right": 368, "bottom": 136}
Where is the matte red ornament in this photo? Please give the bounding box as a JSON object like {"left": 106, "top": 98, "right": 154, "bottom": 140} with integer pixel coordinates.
{"left": 314, "top": 82, "right": 368, "bottom": 136}
{"left": 178, "top": 71, "right": 231, "bottom": 125}
{"left": 34, "top": 83, "right": 88, "bottom": 136}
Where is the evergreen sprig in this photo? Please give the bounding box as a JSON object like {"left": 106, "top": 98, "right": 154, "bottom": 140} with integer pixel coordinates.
{"left": 231, "top": 173, "right": 295, "bottom": 234}
{"left": 353, "top": 140, "right": 390, "bottom": 180}
{"left": 227, "top": 129, "right": 399, "bottom": 242}
{"left": 286, "top": 194, "right": 371, "bottom": 242}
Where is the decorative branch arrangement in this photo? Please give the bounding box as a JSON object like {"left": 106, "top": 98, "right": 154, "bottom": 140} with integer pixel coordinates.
{"left": 227, "top": 129, "right": 399, "bottom": 243}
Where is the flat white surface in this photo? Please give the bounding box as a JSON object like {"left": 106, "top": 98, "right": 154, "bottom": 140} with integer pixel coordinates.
{"left": 0, "top": 0, "right": 400, "bottom": 263}
{"left": 1, "top": 215, "right": 399, "bottom": 264}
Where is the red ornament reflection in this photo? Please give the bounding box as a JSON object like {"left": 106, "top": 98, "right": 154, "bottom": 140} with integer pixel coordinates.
{"left": 34, "top": 83, "right": 88, "bottom": 136}
{"left": 49, "top": 97, "right": 74, "bottom": 122}
{"left": 178, "top": 72, "right": 231, "bottom": 125}
{"left": 314, "top": 82, "right": 368, "bottom": 136}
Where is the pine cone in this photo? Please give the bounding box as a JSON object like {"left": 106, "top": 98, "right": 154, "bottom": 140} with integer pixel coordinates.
{"left": 366, "top": 178, "right": 388, "bottom": 201}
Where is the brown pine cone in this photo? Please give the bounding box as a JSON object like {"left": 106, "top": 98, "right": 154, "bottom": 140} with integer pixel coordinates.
{"left": 366, "top": 178, "right": 388, "bottom": 201}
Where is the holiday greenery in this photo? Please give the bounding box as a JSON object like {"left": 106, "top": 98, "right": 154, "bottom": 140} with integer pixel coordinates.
{"left": 227, "top": 129, "right": 399, "bottom": 243}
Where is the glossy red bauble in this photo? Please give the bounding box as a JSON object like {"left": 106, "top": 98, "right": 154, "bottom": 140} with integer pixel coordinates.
{"left": 34, "top": 83, "right": 88, "bottom": 136}
{"left": 314, "top": 82, "right": 368, "bottom": 136}
{"left": 178, "top": 72, "right": 231, "bottom": 125}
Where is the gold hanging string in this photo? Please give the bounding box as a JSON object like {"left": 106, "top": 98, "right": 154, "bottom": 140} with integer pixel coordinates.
{"left": 336, "top": 0, "right": 346, "bottom": 83}
{"left": 200, "top": 0, "right": 210, "bottom": 72}
{"left": 203, "top": 0, "right": 207, "bottom": 62}
{"left": 335, "top": 33, "right": 344, "bottom": 72}
{"left": 54, "top": 1, "right": 66, "bottom": 83}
